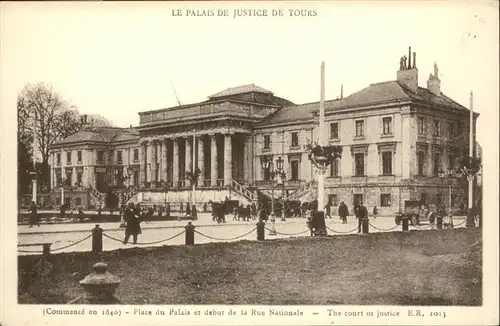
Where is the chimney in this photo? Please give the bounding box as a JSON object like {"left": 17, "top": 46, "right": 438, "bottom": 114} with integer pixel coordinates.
{"left": 427, "top": 62, "right": 441, "bottom": 96}
{"left": 396, "top": 47, "right": 419, "bottom": 92}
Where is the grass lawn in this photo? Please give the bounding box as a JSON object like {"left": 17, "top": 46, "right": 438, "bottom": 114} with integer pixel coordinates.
{"left": 18, "top": 228, "right": 482, "bottom": 305}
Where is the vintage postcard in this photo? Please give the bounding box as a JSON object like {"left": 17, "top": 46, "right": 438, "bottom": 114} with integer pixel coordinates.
{"left": 1, "top": 1, "right": 498, "bottom": 325}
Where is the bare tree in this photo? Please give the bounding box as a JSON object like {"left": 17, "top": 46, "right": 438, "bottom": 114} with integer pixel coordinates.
{"left": 17, "top": 83, "right": 80, "bottom": 191}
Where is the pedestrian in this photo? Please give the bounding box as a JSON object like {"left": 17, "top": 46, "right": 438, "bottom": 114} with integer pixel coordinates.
{"left": 251, "top": 203, "right": 257, "bottom": 220}
{"left": 78, "top": 208, "right": 85, "bottom": 223}
{"left": 29, "top": 201, "right": 39, "bottom": 227}
{"left": 60, "top": 202, "right": 66, "bottom": 219}
{"left": 354, "top": 203, "right": 361, "bottom": 233}
{"left": 306, "top": 215, "right": 313, "bottom": 236}
{"left": 338, "top": 201, "right": 348, "bottom": 224}
{"left": 186, "top": 203, "right": 191, "bottom": 216}
{"left": 357, "top": 202, "right": 368, "bottom": 233}
{"left": 325, "top": 203, "right": 332, "bottom": 219}
{"left": 180, "top": 202, "right": 184, "bottom": 214}
{"left": 191, "top": 204, "right": 198, "bottom": 220}
{"left": 123, "top": 202, "right": 142, "bottom": 245}
{"left": 203, "top": 202, "right": 208, "bottom": 213}
{"left": 259, "top": 206, "right": 267, "bottom": 222}
{"left": 372, "top": 205, "right": 378, "bottom": 219}
{"left": 166, "top": 203, "right": 171, "bottom": 218}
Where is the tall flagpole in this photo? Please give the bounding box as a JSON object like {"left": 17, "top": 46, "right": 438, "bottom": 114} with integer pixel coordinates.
{"left": 32, "top": 131, "right": 37, "bottom": 205}
{"left": 468, "top": 91, "right": 474, "bottom": 209}
{"left": 317, "top": 61, "right": 326, "bottom": 212}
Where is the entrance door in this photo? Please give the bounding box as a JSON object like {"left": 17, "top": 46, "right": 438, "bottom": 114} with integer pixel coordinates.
{"left": 291, "top": 160, "right": 299, "bottom": 181}
{"left": 353, "top": 194, "right": 363, "bottom": 206}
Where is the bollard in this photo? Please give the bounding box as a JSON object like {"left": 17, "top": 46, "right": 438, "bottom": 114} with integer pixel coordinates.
{"left": 92, "top": 224, "right": 103, "bottom": 254}
{"left": 79, "top": 262, "right": 121, "bottom": 304}
{"left": 185, "top": 222, "right": 195, "bottom": 245}
{"left": 362, "top": 218, "right": 369, "bottom": 234}
{"left": 436, "top": 215, "right": 443, "bottom": 230}
{"left": 256, "top": 221, "right": 265, "bottom": 241}
{"left": 42, "top": 243, "right": 51, "bottom": 256}
{"left": 401, "top": 217, "right": 409, "bottom": 232}
{"left": 313, "top": 211, "right": 328, "bottom": 236}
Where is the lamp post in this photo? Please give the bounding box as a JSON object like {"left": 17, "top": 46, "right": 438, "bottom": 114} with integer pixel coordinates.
{"left": 438, "top": 168, "right": 458, "bottom": 227}
{"left": 118, "top": 166, "right": 133, "bottom": 228}
{"left": 260, "top": 155, "right": 276, "bottom": 236}
{"left": 275, "top": 156, "right": 287, "bottom": 222}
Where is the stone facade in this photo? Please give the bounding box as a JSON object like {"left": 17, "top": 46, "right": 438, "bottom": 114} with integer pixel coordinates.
{"left": 48, "top": 51, "right": 480, "bottom": 213}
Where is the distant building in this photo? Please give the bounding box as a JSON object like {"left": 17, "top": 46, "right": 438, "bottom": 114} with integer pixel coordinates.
{"left": 47, "top": 48, "right": 479, "bottom": 214}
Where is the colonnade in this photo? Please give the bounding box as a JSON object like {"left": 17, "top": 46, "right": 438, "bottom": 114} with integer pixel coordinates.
{"left": 139, "top": 133, "right": 239, "bottom": 188}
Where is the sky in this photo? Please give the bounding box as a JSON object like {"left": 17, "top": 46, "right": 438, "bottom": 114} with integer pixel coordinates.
{"left": 1, "top": 1, "right": 498, "bottom": 148}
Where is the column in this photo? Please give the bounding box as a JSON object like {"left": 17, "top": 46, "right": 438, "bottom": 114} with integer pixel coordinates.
{"left": 224, "top": 133, "right": 233, "bottom": 186}
{"left": 139, "top": 141, "right": 146, "bottom": 186}
{"left": 210, "top": 134, "right": 218, "bottom": 186}
{"left": 198, "top": 136, "right": 205, "bottom": 186}
{"left": 172, "top": 138, "right": 179, "bottom": 187}
{"left": 243, "top": 135, "right": 251, "bottom": 183}
{"left": 185, "top": 137, "right": 192, "bottom": 174}
{"left": 161, "top": 138, "right": 167, "bottom": 183}
{"left": 151, "top": 140, "right": 157, "bottom": 187}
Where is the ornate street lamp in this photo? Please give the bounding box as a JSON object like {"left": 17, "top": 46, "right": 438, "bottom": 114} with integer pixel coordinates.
{"left": 260, "top": 155, "right": 277, "bottom": 235}
{"left": 274, "top": 156, "right": 287, "bottom": 222}
{"left": 438, "top": 168, "right": 460, "bottom": 227}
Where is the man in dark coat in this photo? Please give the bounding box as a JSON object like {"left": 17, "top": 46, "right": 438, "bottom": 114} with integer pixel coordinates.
{"left": 338, "top": 201, "right": 349, "bottom": 224}
{"left": 357, "top": 202, "right": 368, "bottom": 233}
{"left": 123, "top": 202, "right": 141, "bottom": 245}
{"left": 29, "top": 201, "right": 39, "bottom": 227}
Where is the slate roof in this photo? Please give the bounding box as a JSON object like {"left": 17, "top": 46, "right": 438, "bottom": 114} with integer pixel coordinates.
{"left": 53, "top": 127, "right": 139, "bottom": 145}
{"left": 208, "top": 84, "right": 274, "bottom": 98}
{"left": 256, "top": 81, "right": 470, "bottom": 127}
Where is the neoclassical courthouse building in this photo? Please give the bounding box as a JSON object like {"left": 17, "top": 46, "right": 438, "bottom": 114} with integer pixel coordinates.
{"left": 49, "top": 49, "right": 479, "bottom": 215}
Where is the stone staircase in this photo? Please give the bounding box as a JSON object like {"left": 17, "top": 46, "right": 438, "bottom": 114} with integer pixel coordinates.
{"left": 88, "top": 186, "right": 105, "bottom": 205}
{"left": 230, "top": 179, "right": 255, "bottom": 203}
{"left": 286, "top": 180, "right": 316, "bottom": 201}
{"left": 122, "top": 186, "right": 140, "bottom": 205}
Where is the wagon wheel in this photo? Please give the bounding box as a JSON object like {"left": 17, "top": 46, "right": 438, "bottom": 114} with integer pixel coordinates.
{"left": 411, "top": 214, "right": 419, "bottom": 226}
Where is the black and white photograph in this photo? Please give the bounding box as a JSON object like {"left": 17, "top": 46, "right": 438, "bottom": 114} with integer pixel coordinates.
{"left": 1, "top": 1, "right": 498, "bottom": 326}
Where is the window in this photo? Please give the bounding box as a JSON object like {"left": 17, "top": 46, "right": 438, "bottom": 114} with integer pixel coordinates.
{"left": 133, "top": 170, "right": 139, "bottom": 185}
{"left": 77, "top": 173, "right": 82, "bottom": 184}
{"left": 420, "top": 193, "right": 428, "bottom": 205}
{"left": 56, "top": 171, "right": 62, "bottom": 185}
{"left": 65, "top": 171, "right": 72, "bottom": 186}
{"left": 381, "top": 194, "right": 391, "bottom": 207}
{"left": 117, "top": 150, "right": 123, "bottom": 163}
{"left": 290, "top": 160, "right": 299, "bottom": 181}
{"left": 418, "top": 117, "right": 425, "bottom": 134}
{"left": 418, "top": 151, "right": 425, "bottom": 175}
{"left": 328, "top": 194, "right": 338, "bottom": 206}
{"left": 448, "top": 122, "right": 455, "bottom": 138}
{"left": 56, "top": 153, "right": 61, "bottom": 164}
{"left": 291, "top": 132, "right": 299, "bottom": 147}
{"left": 330, "top": 122, "right": 339, "bottom": 139}
{"left": 330, "top": 159, "right": 340, "bottom": 177}
{"left": 433, "top": 152, "right": 441, "bottom": 176}
{"left": 433, "top": 119, "right": 440, "bottom": 137}
{"left": 97, "top": 151, "right": 104, "bottom": 162}
{"left": 263, "top": 135, "right": 271, "bottom": 150}
{"left": 382, "top": 117, "right": 392, "bottom": 135}
{"left": 353, "top": 194, "right": 363, "bottom": 206}
{"left": 263, "top": 166, "right": 270, "bottom": 181}
{"left": 448, "top": 154, "right": 455, "bottom": 169}
{"left": 355, "top": 120, "right": 364, "bottom": 137}
{"left": 66, "top": 151, "right": 72, "bottom": 164}
{"left": 382, "top": 152, "right": 392, "bottom": 175}
{"left": 133, "top": 149, "right": 139, "bottom": 161}
{"left": 75, "top": 197, "right": 82, "bottom": 206}
{"left": 354, "top": 153, "right": 364, "bottom": 176}
{"left": 77, "top": 151, "right": 82, "bottom": 162}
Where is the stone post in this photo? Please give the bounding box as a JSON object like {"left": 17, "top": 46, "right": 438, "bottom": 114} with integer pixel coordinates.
{"left": 210, "top": 134, "right": 218, "bottom": 186}
{"left": 224, "top": 133, "right": 233, "bottom": 186}
{"left": 172, "top": 138, "right": 179, "bottom": 187}
{"left": 185, "top": 222, "right": 195, "bottom": 245}
{"left": 92, "top": 224, "right": 103, "bottom": 254}
{"left": 79, "top": 262, "right": 121, "bottom": 304}
{"left": 256, "top": 220, "right": 265, "bottom": 241}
